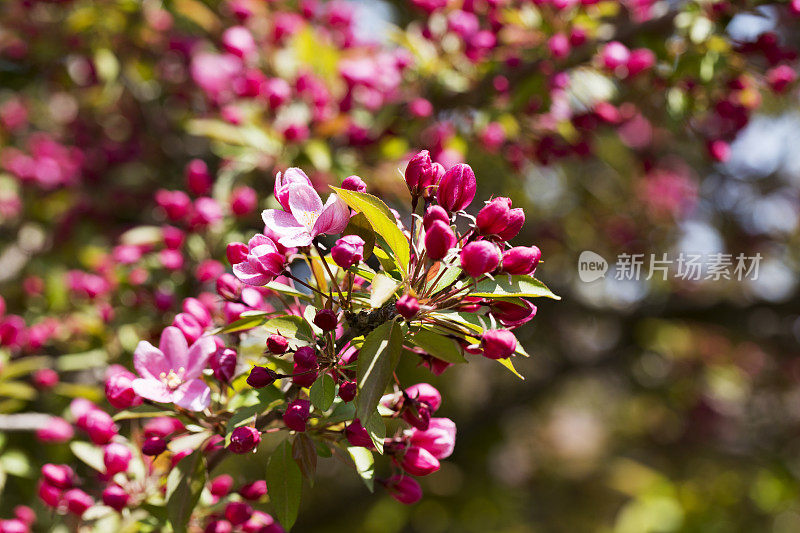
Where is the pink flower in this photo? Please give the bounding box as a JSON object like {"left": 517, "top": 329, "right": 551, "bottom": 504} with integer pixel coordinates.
{"left": 131, "top": 326, "right": 216, "bottom": 411}
{"left": 262, "top": 178, "right": 349, "bottom": 248}
{"left": 232, "top": 234, "right": 285, "bottom": 286}
{"left": 408, "top": 417, "right": 456, "bottom": 459}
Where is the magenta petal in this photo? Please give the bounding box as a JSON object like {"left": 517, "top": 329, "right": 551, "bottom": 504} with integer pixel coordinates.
{"left": 233, "top": 261, "right": 273, "bottom": 286}
{"left": 159, "top": 326, "right": 189, "bottom": 368}
{"left": 248, "top": 233, "right": 276, "bottom": 251}
{"left": 133, "top": 341, "right": 170, "bottom": 381}
{"left": 182, "top": 336, "right": 216, "bottom": 380}
{"left": 287, "top": 184, "right": 324, "bottom": 229}
{"left": 131, "top": 378, "right": 173, "bottom": 403}
{"left": 173, "top": 379, "right": 211, "bottom": 411}
{"left": 312, "top": 193, "right": 349, "bottom": 237}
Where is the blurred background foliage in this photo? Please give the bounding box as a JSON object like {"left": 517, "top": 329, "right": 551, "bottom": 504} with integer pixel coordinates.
{"left": 2, "top": 0, "right": 800, "bottom": 531}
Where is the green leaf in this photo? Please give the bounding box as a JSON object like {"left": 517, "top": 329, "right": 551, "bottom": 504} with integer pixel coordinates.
{"left": 356, "top": 320, "right": 403, "bottom": 422}
{"left": 166, "top": 449, "right": 207, "bottom": 533}
{"left": 0, "top": 356, "right": 50, "bottom": 381}
{"left": 331, "top": 187, "right": 409, "bottom": 275}
{"left": 264, "top": 315, "right": 314, "bottom": 343}
{"left": 0, "top": 382, "right": 36, "bottom": 401}
{"left": 373, "top": 246, "right": 403, "bottom": 280}
{"left": 292, "top": 434, "right": 317, "bottom": 482}
{"left": 496, "top": 358, "right": 525, "bottom": 380}
{"left": 472, "top": 275, "right": 560, "bottom": 300}
{"left": 431, "top": 266, "right": 462, "bottom": 294}
{"left": 112, "top": 406, "right": 176, "bottom": 421}
{"left": 347, "top": 446, "right": 375, "bottom": 491}
{"left": 309, "top": 374, "right": 336, "bottom": 412}
{"left": 266, "top": 440, "right": 302, "bottom": 530}
{"left": 363, "top": 412, "right": 386, "bottom": 455}
{"left": 217, "top": 312, "right": 269, "bottom": 334}
{"left": 265, "top": 282, "right": 313, "bottom": 301}
{"left": 342, "top": 212, "right": 376, "bottom": 260}
{"left": 370, "top": 274, "right": 400, "bottom": 308}
{"left": 411, "top": 328, "right": 467, "bottom": 364}
{"left": 71, "top": 441, "right": 106, "bottom": 472}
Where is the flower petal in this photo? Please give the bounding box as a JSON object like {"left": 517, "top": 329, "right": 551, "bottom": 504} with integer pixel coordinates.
{"left": 183, "top": 336, "right": 217, "bottom": 380}
{"left": 159, "top": 326, "right": 189, "bottom": 369}
{"left": 287, "top": 184, "right": 324, "bottom": 230}
{"left": 173, "top": 379, "right": 211, "bottom": 411}
{"left": 133, "top": 341, "right": 170, "bottom": 381}
{"left": 261, "top": 209, "right": 312, "bottom": 246}
{"left": 312, "top": 193, "right": 350, "bottom": 237}
{"left": 233, "top": 260, "right": 273, "bottom": 286}
{"left": 131, "top": 378, "right": 173, "bottom": 403}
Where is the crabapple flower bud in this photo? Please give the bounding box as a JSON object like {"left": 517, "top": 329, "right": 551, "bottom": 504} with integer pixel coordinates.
{"left": 78, "top": 409, "right": 118, "bottom": 444}
{"left": 404, "top": 150, "right": 434, "bottom": 197}
{"left": 231, "top": 186, "right": 257, "bottom": 216}
{"left": 41, "top": 464, "right": 73, "bottom": 489}
{"left": 768, "top": 65, "right": 796, "bottom": 93}
{"left": 225, "top": 502, "right": 253, "bottom": 526}
{"left": 476, "top": 197, "right": 512, "bottom": 235}
{"left": 490, "top": 300, "right": 537, "bottom": 328}
{"left": 267, "top": 334, "right": 288, "bottom": 354}
{"left": 345, "top": 419, "right": 374, "bottom": 449}
{"left": 601, "top": 41, "right": 630, "bottom": 71}
{"left": 206, "top": 520, "right": 233, "bottom": 533}
{"left": 156, "top": 190, "right": 191, "bottom": 220}
{"left": 64, "top": 489, "right": 93, "bottom": 517}
{"left": 216, "top": 273, "right": 242, "bottom": 301}
{"left": 183, "top": 298, "right": 212, "bottom": 328}
{"left": 232, "top": 234, "right": 285, "bottom": 287}
{"left": 423, "top": 205, "right": 449, "bottom": 231}
{"left": 228, "top": 426, "right": 261, "bottom": 454}
{"left": 262, "top": 78, "right": 291, "bottom": 109}
{"left": 708, "top": 140, "right": 731, "bottom": 162}
{"left": 222, "top": 26, "right": 257, "bottom": 60}
{"left": 460, "top": 241, "right": 501, "bottom": 277}
{"left": 400, "top": 446, "right": 440, "bottom": 476}
{"left": 437, "top": 163, "right": 476, "bottom": 212}
{"left": 36, "top": 417, "right": 74, "bottom": 443}
{"left": 292, "top": 361, "right": 318, "bottom": 387}
{"left": 424, "top": 220, "right": 457, "bottom": 261}
{"left": 32, "top": 368, "right": 58, "bottom": 389}
{"left": 627, "top": 48, "right": 655, "bottom": 77}
{"left": 496, "top": 208, "right": 524, "bottom": 241}
{"left": 246, "top": 366, "right": 276, "bottom": 388}
{"left": 239, "top": 480, "right": 268, "bottom": 501}
{"left": 383, "top": 475, "right": 422, "bottom": 505}
{"left": 501, "top": 246, "right": 541, "bottom": 275}
{"left": 227, "top": 242, "right": 249, "bottom": 265}
{"left": 38, "top": 482, "right": 61, "bottom": 507}
{"left": 142, "top": 436, "right": 167, "bottom": 456}
{"left": 331, "top": 235, "right": 365, "bottom": 269}
{"left": 408, "top": 417, "right": 457, "bottom": 459}
{"left": 480, "top": 329, "right": 517, "bottom": 359}
{"left": 283, "top": 399, "right": 311, "bottom": 432}
{"left": 173, "top": 313, "right": 203, "bottom": 344}
{"left": 210, "top": 475, "right": 234, "bottom": 498}
{"left": 314, "top": 309, "right": 338, "bottom": 330}
{"left": 396, "top": 295, "right": 419, "bottom": 319}
{"left": 404, "top": 383, "right": 441, "bottom": 411}
{"left": 341, "top": 175, "right": 367, "bottom": 192}
{"left": 211, "top": 348, "right": 238, "bottom": 383}
{"left": 339, "top": 380, "right": 357, "bottom": 402}
{"left": 0, "top": 519, "right": 27, "bottom": 533}
{"left": 103, "top": 443, "right": 132, "bottom": 475}
{"left": 185, "top": 159, "right": 212, "bottom": 196}
{"left": 163, "top": 226, "right": 184, "bottom": 249}
{"left": 102, "top": 485, "right": 129, "bottom": 512}
{"left": 294, "top": 346, "right": 317, "bottom": 367}
{"left": 13, "top": 506, "right": 34, "bottom": 526}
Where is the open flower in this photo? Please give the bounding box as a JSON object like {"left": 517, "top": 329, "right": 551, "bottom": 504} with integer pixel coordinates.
{"left": 232, "top": 234, "right": 285, "bottom": 286}
{"left": 262, "top": 181, "right": 349, "bottom": 247}
{"left": 132, "top": 327, "right": 215, "bottom": 411}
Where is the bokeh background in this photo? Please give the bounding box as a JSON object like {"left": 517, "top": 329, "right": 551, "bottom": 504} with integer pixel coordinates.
{"left": 2, "top": 0, "right": 800, "bottom": 531}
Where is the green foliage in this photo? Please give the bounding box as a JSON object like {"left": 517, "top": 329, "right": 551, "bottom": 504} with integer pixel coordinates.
{"left": 266, "top": 440, "right": 303, "bottom": 531}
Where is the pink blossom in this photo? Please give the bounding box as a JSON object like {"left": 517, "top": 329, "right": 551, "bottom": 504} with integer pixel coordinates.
{"left": 262, "top": 178, "right": 349, "bottom": 248}
{"left": 232, "top": 234, "right": 285, "bottom": 286}
{"left": 132, "top": 326, "right": 215, "bottom": 411}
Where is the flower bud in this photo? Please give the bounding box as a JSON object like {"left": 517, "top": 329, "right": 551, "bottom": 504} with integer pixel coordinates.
{"left": 144, "top": 416, "right": 184, "bottom": 438}
{"left": 239, "top": 480, "right": 268, "bottom": 501}
{"left": 396, "top": 295, "right": 419, "bottom": 319}
{"left": 408, "top": 417, "right": 457, "bottom": 459}
{"left": 13, "top": 506, "right": 35, "bottom": 526}
{"left": 460, "top": 241, "right": 501, "bottom": 277}
{"left": 383, "top": 475, "right": 422, "bottom": 505}
{"left": 222, "top": 26, "right": 257, "bottom": 60}
{"left": 185, "top": 159, "right": 212, "bottom": 196}
{"left": 228, "top": 426, "right": 261, "bottom": 454}
{"left": 424, "top": 220, "right": 457, "bottom": 261}
{"left": 78, "top": 409, "right": 118, "bottom": 445}
{"left": 102, "top": 485, "right": 129, "bottom": 512}
{"left": 490, "top": 300, "right": 537, "bottom": 328}
{"left": 600, "top": 41, "right": 630, "bottom": 70}
{"left": 331, "top": 235, "right": 365, "bottom": 269}
{"left": 480, "top": 329, "right": 517, "bottom": 359}
{"left": 294, "top": 346, "right": 317, "bottom": 367}
{"left": 708, "top": 139, "right": 731, "bottom": 162}
{"left": 210, "top": 475, "right": 234, "bottom": 498}
{"left": 404, "top": 150, "right": 434, "bottom": 197}
{"left": 283, "top": 399, "right": 311, "bottom": 432}
{"left": 64, "top": 489, "right": 93, "bottom": 517}
{"left": 496, "top": 208, "right": 524, "bottom": 241}
{"left": 216, "top": 273, "right": 242, "bottom": 301}
{"left": 292, "top": 361, "right": 318, "bottom": 387}
{"left": 227, "top": 242, "right": 249, "bottom": 265}
{"left": 225, "top": 501, "right": 253, "bottom": 526}
{"left": 242, "top": 511, "right": 282, "bottom": 533}
{"left": 437, "top": 163, "right": 476, "bottom": 212}
{"left": 103, "top": 443, "right": 132, "bottom": 475}
{"left": 476, "top": 197, "right": 512, "bottom": 235}
{"left": 212, "top": 348, "right": 238, "bottom": 383}
{"left": 230, "top": 186, "right": 257, "bottom": 216}
{"left": 423, "top": 205, "right": 449, "bottom": 231}
{"left": 156, "top": 189, "right": 191, "bottom": 220}
{"left": 37, "top": 417, "right": 73, "bottom": 444}
{"left": 501, "top": 246, "right": 541, "bottom": 275}
{"left": 247, "top": 366, "right": 277, "bottom": 388}
{"left": 38, "top": 482, "right": 61, "bottom": 507}
{"left": 32, "top": 368, "right": 58, "bottom": 389}
{"left": 183, "top": 297, "right": 212, "bottom": 328}
{"left": 105, "top": 370, "right": 141, "bottom": 410}
{"left": 173, "top": 313, "right": 203, "bottom": 344}
{"left": 0, "top": 519, "right": 27, "bottom": 533}
{"left": 341, "top": 175, "right": 367, "bottom": 192}
{"left": 338, "top": 380, "right": 357, "bottom": 402}
{"left": 163, "top": 226, "right": 185, "bottom": 249}
{"left": 345, "top": 419, "right": 374, "bottom": 449}
{"left": 627, "top": 48, "right": 655, "bottom": 77}
{"left": 402, "top": 402, "right": 432, "bottom": 431}
{"left": 267, "top": 334, "right": 288, "bottom": 354}
{"left": 404, "top": 383, "right": 441, "bottom": 412}
{"left": 399, "top": 446, "right": 440, "bottom": 476}
{"left": 313, "top": 309, "right": 338, "bottom": 331}
{"left": 142, "top": 436, "right": 167, "bottom": 456}
{"left": 41, "top": 464, "right": 73, "bottom": 489}
{"left": 205, "top": 520, "right": 233, "bottom": 533}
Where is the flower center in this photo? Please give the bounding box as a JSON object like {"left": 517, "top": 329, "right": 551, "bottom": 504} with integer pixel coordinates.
{"left": 296, "top": 209, "right": 319, "bottom": 228}
{"left": 159, "top": 367, "right": 185, "bottom": 390}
